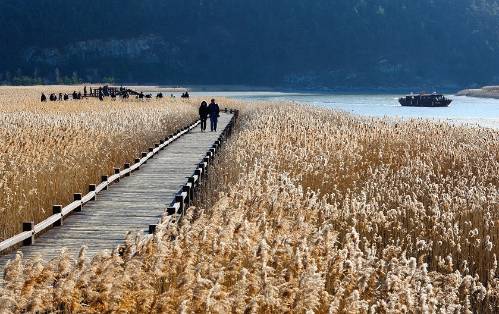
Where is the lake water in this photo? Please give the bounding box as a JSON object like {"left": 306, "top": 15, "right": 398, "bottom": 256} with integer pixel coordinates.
{"left": 183, "top": 91, "right": 499, "bottom": 129}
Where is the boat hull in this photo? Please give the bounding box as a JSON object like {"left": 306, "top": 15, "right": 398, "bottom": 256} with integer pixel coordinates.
{"left": 399, "top": 99, "right": 452, "bottom": 107}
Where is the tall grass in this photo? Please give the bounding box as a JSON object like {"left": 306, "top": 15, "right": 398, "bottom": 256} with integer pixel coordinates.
{"left": 1, "top": 101, "right": 498, "bottom": 313}
{"left": 0, "top": 86, "right": 197, "bottom": 241}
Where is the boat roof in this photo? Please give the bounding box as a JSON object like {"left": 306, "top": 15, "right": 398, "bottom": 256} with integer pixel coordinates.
{"left": 404, "top": 93, "right": 444, "bottom": 97}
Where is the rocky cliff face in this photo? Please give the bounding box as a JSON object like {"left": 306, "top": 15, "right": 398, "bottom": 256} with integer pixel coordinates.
{"left": 18, "top": 35, "right": 185, "bottom": 83}
{"left": 23, "top": 35, "right": 180, "bottom": 66}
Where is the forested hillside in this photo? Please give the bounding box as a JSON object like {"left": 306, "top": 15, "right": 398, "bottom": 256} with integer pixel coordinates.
{"left": 1, "top": 0, "right": 499, "bottom": 88}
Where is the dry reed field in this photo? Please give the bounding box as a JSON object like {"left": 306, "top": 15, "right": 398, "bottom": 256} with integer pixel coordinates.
{"left": 1, "top": 101, "right": 499, "bottom": 313}
{"left": 0, "top": 86, "right": 198, "bottom": 241}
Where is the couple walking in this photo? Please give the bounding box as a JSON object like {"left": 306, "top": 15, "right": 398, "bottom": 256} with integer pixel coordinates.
{"left": 199, "top": 99, "right": 220, "bottom": 132}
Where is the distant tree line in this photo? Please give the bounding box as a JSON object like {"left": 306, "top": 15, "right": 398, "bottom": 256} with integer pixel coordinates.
{"left": 0, "top": 68, "right": 112, "bottom": 86}
{"left": 1, "top": 0, "right": 499, "bottom": 88}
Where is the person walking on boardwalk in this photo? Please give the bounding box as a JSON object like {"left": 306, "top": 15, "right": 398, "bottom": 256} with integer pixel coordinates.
{"left": 208, "top": 98, "right": 220, "bottom": 132}
{"left": 199, "top": 101, "right": 209, "bottom": 132}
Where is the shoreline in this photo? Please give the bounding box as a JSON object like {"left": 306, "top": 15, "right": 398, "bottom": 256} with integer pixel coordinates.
{"left": 0, "top": 84, "right": 189, "bottom": 93}
{"left": 0, "top": 84, "right": 462, "bottom": 95}
{"left": 456, "top": 86, "right": 499, "bottom": 99}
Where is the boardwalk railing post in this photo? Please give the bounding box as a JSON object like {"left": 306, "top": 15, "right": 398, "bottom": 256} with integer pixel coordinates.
{"left": 74, "top": 193, "right": 82, "bottom": 212}
{"left": 149, "top": 224, "right": 157, "bottom": 234}
{"left": 53, "top": 205, "right": 63, "bottom": 226}
{"left": 135, "top": 158, "right": 141, "bottom": 170}
{"left": 199, "top": 162, "right": 207, "bottom": 177}
{"left": 188, "top": 177, "right": 196, "bottom": 199}
{"left": 167, "top": 206, "right": 176, "bottom": 216}
{"left": 22, "top": 222, "right": 34, "bottom": 245}
{"left": 89, "top": 184, "right": 96, "bottom": 201}
{"left": 195, "top": 169, "right": 202, "bottom": 184}
{"left": 101, "top": 175, "right": 109, "bottom": 190}
{"left": 124, "top": 163, "right": 131, "bottom": 177}
{"left": 183, "top": 185, "right": 191, "bottom": 206}
{"left": 142, "top": 152, "right": 148, "bottom": 163}
{"left": 114, "top": 168, "right": 121, "bottom": 182}
{"left": 175, "top": 195, "right": 184, "bottom": 215}
{"left": 203, "top": 157, "right": 210, "bottom": 174}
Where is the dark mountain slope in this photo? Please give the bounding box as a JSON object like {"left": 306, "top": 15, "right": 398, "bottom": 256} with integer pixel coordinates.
{"left": 1, "top": 0, "right": 499, "bottom": 88}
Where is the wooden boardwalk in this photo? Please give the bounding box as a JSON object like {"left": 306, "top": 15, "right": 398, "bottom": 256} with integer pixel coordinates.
{"left": 0, "top": 113, "right": 233, "bottom": 277}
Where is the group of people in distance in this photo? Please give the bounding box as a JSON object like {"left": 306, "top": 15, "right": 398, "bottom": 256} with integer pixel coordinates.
{"left": 40, "top": 90, "right": 183, "bottom": 102}
{"left": 199, "top": 99, "right": 220, "bottom": 132}
{"left": 41, "top": 91, "right": 81, "bottom": 102}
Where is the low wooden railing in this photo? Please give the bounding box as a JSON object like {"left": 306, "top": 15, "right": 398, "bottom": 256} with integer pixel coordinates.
{"left": 0, "top": 119, "right": 201, "bottom": 253}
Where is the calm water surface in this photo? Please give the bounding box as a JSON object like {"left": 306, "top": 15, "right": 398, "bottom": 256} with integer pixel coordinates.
{"left": 183, "top": 91, "right": 499, "bottom": 129}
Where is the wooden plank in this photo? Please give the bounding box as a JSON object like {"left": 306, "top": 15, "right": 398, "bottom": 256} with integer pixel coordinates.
{"left": 41, "top": 234, "right": 129, "bottom": 241}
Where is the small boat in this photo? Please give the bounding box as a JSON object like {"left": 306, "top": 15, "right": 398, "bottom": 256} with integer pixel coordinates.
{"left": 399, "top": 93, "right": 452, "bottom": 107}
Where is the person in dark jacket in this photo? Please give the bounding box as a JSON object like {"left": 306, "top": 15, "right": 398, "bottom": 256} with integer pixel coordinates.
{"left": 41, "top": 93, "right": 47, "bottom": 102}
{"left": 208, "top": 99, "right": 220, "bottom": 132}
{"left": 199, "top": 101, "right": 209, "bottom": 132}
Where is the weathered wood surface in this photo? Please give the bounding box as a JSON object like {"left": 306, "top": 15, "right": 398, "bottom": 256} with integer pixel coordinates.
{"left": 0, "top": 113, "right": 233, "bottom": 281}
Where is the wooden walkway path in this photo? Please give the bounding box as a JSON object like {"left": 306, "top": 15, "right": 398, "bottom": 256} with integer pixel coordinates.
{"left": 0, "top": 113, "right": 233, "bottom": 278}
